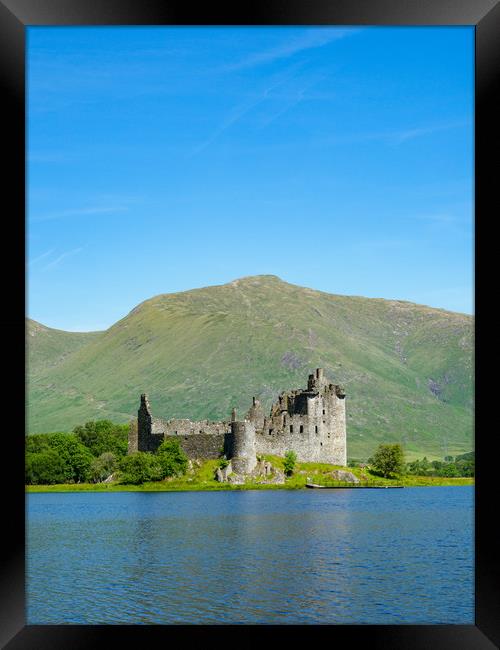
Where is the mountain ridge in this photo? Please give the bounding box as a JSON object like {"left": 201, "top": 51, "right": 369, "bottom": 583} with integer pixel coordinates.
{"left": 27, "top": 275, "right": 473, "bottom": 461}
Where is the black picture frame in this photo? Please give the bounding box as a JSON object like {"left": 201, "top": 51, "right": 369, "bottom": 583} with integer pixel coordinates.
{"left": 1, "top": 0, "right": 498, "bottom": 647}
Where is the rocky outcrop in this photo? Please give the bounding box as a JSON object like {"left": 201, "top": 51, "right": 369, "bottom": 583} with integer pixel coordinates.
{"left": 329, "top": 469, "right": 359, "bottom": 483}
{"left": 251, "top": 458, "right": 285, "bottom": 485}
{"left": 214, "top": 457, "right": 285, "bottom": 485}
{"left": 215, "top": 462, "right": 233, "bottom": 482}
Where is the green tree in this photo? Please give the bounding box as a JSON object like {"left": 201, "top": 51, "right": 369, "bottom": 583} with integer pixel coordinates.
{"left": 26, "top": 433, "right": 52, "bottom": 454}
{"left": 370, "top": 443, "right": 405, "bottom": 478}
{"left": 118, "top": 452, "right": 162, "bottom": 485}
{"left": 438, "top": 463, "right": 460, "bottom": 477}
{"left": 283, "top": 450, "right": 297, "bottom": 477}
{"left": 89, "top": 452, "right": 117, "bottom": 483}
{"left": 419, "top": 456, "right": 431, "bottom": 475}
{"left": 74, "top": 420, "right": 128, "bottom": 458}
{"left": 156, "top": 439, "right": 189, "bottom": 478}
{"left": 456, "top": 460, "right": 474, "bottom": 477}
{"left": 25, "top": 449, "right": 67, "bottom": 485}
{"left": 46, "top": 432, "right": 94, "bottom": 483}
{"left": 406, "top": 459, "right": 422, "bottom": 475}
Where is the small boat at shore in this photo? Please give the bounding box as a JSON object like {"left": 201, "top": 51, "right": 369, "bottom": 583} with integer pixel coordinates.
{"left": 305, "top": 483, "right": 404, "bottom": 489}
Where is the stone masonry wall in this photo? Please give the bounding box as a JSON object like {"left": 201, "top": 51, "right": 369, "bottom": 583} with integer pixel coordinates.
{"left": 254, "top": 372, "right": 347, "bottom": 465}
{"left": 164, "top": 432, "right": 226, "bottom": 459}
{"left": 137, "top": 407, "right": 231, "bottom": 459}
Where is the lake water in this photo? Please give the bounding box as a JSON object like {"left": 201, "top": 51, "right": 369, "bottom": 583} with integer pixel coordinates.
{"left": 27, "top": 487, "right": 474, "bottom": 624}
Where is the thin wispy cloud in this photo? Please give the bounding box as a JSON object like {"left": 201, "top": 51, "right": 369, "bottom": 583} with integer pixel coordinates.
{"left": 28, "top": 248, "right": 54, "bottom": 267}
{"left": 389, "top": 121, "right": 470, "bottom": 145}
{"left": 189, "top": 95, "right": 266, "bottom": 157}
{"left": 43, "top": 247, "right": 84, "bottom": 270}
{"left": 222, "top": 28, "right": 360, "bottom": 72}
{"left": 189, "top": 68, "right": 304, "bottom": 156}
{"left": 324, "top": 120, "right": 470, "bottom": 147}
{"left": 257, "top": 72, "right": 329, "bottom": 129}
{"left": 31, "top": 206, "right": 128, "bottom": 223}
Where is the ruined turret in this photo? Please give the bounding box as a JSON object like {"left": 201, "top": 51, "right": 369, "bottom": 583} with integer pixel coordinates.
{"left": 246, "top": 396, "right": 265, "bottom": 430}
{"left": 137, "top": 393, "right": 152, "bottom": 450}
{"left": 307, "top": 367, "right": 328, "bottom": 391}
{"left": 229, "top": 420, "right": 256, "bottom": 474}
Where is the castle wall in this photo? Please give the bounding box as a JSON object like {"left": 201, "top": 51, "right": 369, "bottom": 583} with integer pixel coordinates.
{"left": 164, "top": 432, "right": 226, "bottom": 459}
{"left": 154, "top": 418, "right": 230, "bottom": 437}
{"left": 255, "top": 385, "right": 346, "bottom": 465}
{"left": 331, "top": 393, "right": 347, "bottom": 466}
{"left": 255, "top": 416, "right": 341, "bottom": 464}
{"left": 138, "top": 410, "right": 230, "bottom": 459}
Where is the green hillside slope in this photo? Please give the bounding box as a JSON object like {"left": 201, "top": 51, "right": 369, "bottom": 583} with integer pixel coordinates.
{"left": 27, "top": 276, "right": 473, "bottom": 461}
{"left": 27, "top": 319, "right": 102, "bottom": 376}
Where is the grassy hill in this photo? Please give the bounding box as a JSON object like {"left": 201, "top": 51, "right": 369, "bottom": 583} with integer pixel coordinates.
{"left": 27, "top": 319, "right": 102, "bottom": 371}
{"left": 27, "top": 275, "right": 473, "bottom": 461}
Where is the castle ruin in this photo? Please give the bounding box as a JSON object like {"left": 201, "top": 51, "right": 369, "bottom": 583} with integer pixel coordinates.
{"left": 129, "top": 368, "right": 347, "bottom": 471}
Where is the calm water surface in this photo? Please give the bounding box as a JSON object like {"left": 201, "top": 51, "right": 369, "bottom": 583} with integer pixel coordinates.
{"left": 27, "top": 487, "right": 474, "bottom": 624}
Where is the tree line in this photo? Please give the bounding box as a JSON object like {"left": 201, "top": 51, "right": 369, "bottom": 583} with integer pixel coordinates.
{"left": 25, "top": 420, "right": 188, "bottom": 485}
{"left": 351, "top": 444, "right": 474, "bottom": 478}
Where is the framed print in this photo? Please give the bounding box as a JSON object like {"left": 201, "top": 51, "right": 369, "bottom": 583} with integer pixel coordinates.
{"left": 1, "top": 0, "right": 499, "bottom": 647}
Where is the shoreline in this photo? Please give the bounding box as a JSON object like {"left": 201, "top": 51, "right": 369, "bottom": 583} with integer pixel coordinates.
{"left": 26, "top": 477, "right": 474, "bottom": 493}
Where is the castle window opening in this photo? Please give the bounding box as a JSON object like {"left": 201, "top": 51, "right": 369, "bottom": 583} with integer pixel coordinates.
{"left": 290, "top": 425, "right": 293, "bottom": 433}
{"left": 269, "top": 428, "right": 273, "bottom": 435}
{"left": 323, "top": 409, "right": 325, "bottom": 415}
{"left": 300, "top": 425, "right": 304, "bottom": 433}
{"left": 315, "top": 426, "right": 318, "bottom": 434}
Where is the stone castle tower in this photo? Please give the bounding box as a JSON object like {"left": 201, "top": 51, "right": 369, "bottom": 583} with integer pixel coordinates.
{"left": 130, "top": 369, "right": 347, "bottom": 468}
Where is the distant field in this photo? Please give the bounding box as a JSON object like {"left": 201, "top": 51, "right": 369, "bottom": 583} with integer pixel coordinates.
{"left": 27, "top": 275, "right": 473, "bottom": 460}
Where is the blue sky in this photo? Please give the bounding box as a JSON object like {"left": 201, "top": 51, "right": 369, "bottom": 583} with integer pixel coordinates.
{"left": 27, "top": 26, "right": 474, "bottom": 331}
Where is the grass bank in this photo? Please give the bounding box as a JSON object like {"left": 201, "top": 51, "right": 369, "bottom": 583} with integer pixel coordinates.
{"left": 26, "top": 457, "right": 474, "bottom": 492}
